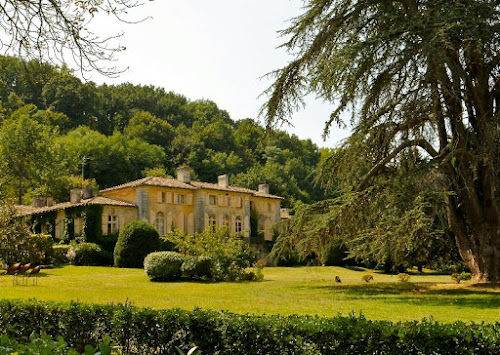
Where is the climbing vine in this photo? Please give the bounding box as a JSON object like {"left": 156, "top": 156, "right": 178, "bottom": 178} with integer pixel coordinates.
{"left": 62, "top": 205, "right": 103, "bottom": 243}
{"left": 30, "top": 210, "right": 57, "bottom": 237}
{"left": 82, "top": 205, "right": 103, "bottom": 242}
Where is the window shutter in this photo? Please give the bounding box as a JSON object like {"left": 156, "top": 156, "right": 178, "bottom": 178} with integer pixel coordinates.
{"left": 166, "top": 192, "right": 172, "bottom": 204}
{"left": 186, "top": 194, "right": 193, "bottom": 205}
{"left": 157, "top": 191, "right": 162, "bottom": 203}
{"left": 217, "top": 196, "right": 223, "bottom": 206}
{"left": 173, "top": 193, "right": 178, "bottom": 204}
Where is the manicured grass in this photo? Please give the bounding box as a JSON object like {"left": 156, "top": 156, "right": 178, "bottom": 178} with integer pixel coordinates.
{"left": 1, "top": 265, "right": 499, "bottom": 323}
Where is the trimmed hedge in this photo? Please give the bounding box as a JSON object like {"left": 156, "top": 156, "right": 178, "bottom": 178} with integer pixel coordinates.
{"left": 114, "top": 221, "right": 160, "bottom": 268}
{"left": 68, "top": 242, "right": 102, "bottom": 266}
{"left": 144, "top": 251, "right": 183, "bottom": 281}
{"left": 0, "top": 299, "right": 500, "bottom": 354}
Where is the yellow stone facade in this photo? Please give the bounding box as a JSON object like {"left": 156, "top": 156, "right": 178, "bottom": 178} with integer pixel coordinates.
{"left": 18, "top": 170, "right": 283, "bottom": 241}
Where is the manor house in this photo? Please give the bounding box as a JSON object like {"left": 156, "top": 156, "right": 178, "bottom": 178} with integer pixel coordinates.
{"left": 17, "top": 168, "right": 284, "bottom": 241}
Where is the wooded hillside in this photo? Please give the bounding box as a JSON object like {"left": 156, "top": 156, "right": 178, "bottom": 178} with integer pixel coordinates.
{"left": 0, "top": 56, "right": 331, "bottom": 207}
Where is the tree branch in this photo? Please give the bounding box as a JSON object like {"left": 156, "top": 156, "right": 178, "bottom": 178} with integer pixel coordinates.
{"left": 357, "top": 139, "right": 438, "bottom": 191}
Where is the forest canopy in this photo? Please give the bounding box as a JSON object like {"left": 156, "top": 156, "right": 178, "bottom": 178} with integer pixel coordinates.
{"left": 0, "top": 55, "right": 331, "bottom": 208}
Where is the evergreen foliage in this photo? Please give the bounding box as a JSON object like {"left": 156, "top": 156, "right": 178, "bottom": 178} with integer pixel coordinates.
{"left": 2, "top": 299, "right": 500, "bottom": 354}
{"left": 144, "top": 251, "right": 184, "bottom": 281}
{"left": 114, "top": 221, "right": 161, "bottom": 268}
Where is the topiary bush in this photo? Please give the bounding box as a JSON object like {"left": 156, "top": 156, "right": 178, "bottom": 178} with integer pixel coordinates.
{"left": 144, "top": 251, "right": 184, "bottom": 281}
{"left": 114, "top": 221, "right": 160, "bottom": 268}
{"left": 51, "top": 245, "right": 71, "bottom": 264}
{"left": 68, "top": 243, "right": 102, "bottom": 266}
{"left": 181, "top": 256, "right": 213, "bottom": 280}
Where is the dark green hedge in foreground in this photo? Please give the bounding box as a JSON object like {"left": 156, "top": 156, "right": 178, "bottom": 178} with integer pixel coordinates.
{"left": 0, "top": 299, "right": 499, "bottom": 354}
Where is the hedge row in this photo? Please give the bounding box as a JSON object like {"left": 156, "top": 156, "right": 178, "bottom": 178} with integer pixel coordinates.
{"left": 1, "top": 299, "right": 499, "bottom": 354}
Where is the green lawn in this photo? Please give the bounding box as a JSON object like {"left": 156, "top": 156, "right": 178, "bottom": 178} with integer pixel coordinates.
{"left": 1, "top": 265, "right": 499, "bottom": 323}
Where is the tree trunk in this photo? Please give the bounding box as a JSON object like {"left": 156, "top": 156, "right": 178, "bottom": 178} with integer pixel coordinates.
{"left": 446, "top": 195, "right": 500, "bottom": 283}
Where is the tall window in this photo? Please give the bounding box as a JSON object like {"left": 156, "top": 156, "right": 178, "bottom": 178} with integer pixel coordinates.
{"left": 209, "top": 214, "right": 216, "bottom": 230}
{"left": 209, "top": 195, "right": 216, "bottom": 205}
{"left": 235, "top": 216, "right": 242, "bottom": 233}
{"left": 107, "top": 215, "right": 118, "bottom": 235}
{"left": 161, "top": 192, "right": 167, "bottom": 203}
{"left": 178, "top": 194, "right": 185, "bottom": 204}
{"left": 155, "top": 212, "right": 165, "bottom": 236}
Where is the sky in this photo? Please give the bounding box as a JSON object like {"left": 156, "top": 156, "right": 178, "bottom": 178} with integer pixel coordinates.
{"left": 87, "top": 0, "right": 351, "bottom": 148}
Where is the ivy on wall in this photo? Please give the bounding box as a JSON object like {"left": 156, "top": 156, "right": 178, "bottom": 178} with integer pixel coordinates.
{"left": 81, "top": 205, "right": 103, "bottom": 243}
{"left": 59, "top": 205, "right": 103, "bottom": 243}
{"left": 30, "top": 211, "right": 57, "bottom": 237}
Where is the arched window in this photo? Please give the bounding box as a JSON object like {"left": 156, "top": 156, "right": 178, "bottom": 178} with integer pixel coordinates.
{"left": 235, "top": 216, "right": 242, "bottom": 233}
{"left": 208, "top": 214, "right": 216, "bottom": 230}
{"left": 155, "top": 212, "right": 165, "bottom": 236}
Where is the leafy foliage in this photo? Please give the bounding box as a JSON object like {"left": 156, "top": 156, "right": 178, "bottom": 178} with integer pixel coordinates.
{"left": 144, "top": 251, "right": 184, "bottom": 281}
{"left": 0, "top": 55, "right": 328, "bottom": 208}
{"left": 114, "top": 221, "right": 161, "bottom": 268}
{"left": 264, "top": 0, "right": 500, "bottom": 282}
{"left": 164, "top": 227, "right": 257, "bottom": 281}
{"left": 68, "top": 242, "right": 102, "bottom": 266}
{"left": 2, "top": 299, "right": 500, "bottom": 354}
{"left": 180, "top": 256, "right": 213, "bottom": 280}
{"left": 451, "top": 272, "right": 472, "bottom": 284}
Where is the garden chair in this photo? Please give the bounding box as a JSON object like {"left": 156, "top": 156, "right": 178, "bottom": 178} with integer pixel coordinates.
{"left": 5, "top": 262, "right": 21, "bottom": 275}
{"left": 28, "top": 266, "right": 41, "bottom": 285}
{"left": 13, "top": 263, "right": 31, "bottom": 285}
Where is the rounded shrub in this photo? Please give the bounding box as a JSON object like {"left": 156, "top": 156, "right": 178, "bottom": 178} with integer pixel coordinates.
{"left": 114, "top": 221, "right": 160, "bottom": 268}
{"left": 69, "top": 243, "right": 102, "bottom": 266}
{"left": 51, "top": 244, "right": 71, "bottom": 264}
{"left": 181, "top": 255, "right": 213, "bottom": 280}
{"left": 144, "top": 251, "right": 184, "bottom": 281}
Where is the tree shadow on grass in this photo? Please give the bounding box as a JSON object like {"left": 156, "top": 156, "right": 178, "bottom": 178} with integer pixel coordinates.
{"left": 302, "top": 282, "right": 500, "bottom": 309}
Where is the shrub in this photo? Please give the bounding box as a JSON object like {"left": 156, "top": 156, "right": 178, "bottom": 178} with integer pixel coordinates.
{"left": 2, "top": 299, "right": 500, "bottom": 354}
{"left": 68, "top": 243, "right": 102, "bottom": 266}
{"left": 181, "top": 256, "right": 213, "bottom": 280}
{"left": 114, "top": 221, "right": 160, "bottom": 268}
{"left": 451, "top": 272, "right": 472, "bottom": 284}
{"left": 24, "top": 233, "right": 54, "bottom": 264}
{"left": 362, "top": 274, "right": 374, "bottom": 283}
{"left": 397, "top": 273, "right": 411, "bottom": 282}
{"left": 253, "top": 259, "right": 266, "bottom": 281}
{"left": 144, "top": 251, "right": 184, "bottom": 281}
{"left": 51, "top": 245, "right": 71, "bottom": 264}
{"left": 165, "top": 227, "right": 256, "bottom": 281}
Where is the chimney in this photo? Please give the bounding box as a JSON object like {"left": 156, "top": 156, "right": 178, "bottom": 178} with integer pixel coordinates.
{"left": 82, "top": 185, "right": 94, "bottom": 199}
{"left": 280, "top": 208, "right": 290, "bottom": 219}
{"left": 33, "top": 197, "right": 46, "bottom": 208}
{"left": 218, "top": 174, "right": 229, "bottom": 188}
{"left": 176, "top": 167, "right": 191, "bottom": 183}
{"left": 70, "top": 189, "right": 82, "bottom": 204}
{"left": 258, "top": 183, "right": 269, "bottom": 194}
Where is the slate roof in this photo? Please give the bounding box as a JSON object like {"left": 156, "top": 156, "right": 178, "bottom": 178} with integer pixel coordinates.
{"left": 15, "top": 196, "right": 137, "bottom": 217}
{"left": 101, "top": 176, "right": 284, "bottom": 200}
